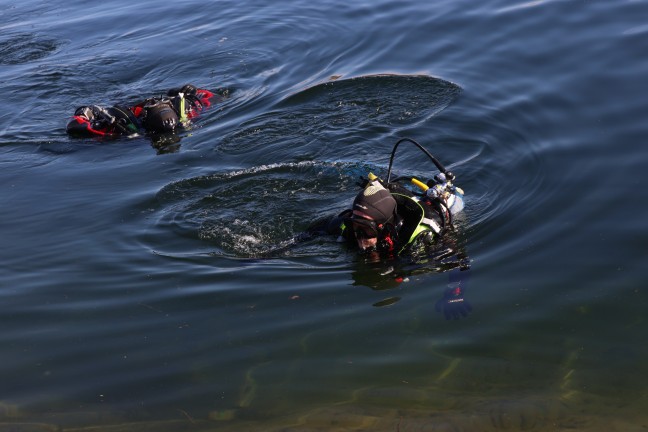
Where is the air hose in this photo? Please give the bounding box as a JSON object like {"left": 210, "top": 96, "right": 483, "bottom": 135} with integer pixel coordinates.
{"left": 386, "top": 137, "right": 454, "bottom": 184}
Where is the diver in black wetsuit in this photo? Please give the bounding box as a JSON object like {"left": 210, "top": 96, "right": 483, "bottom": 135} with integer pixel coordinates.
{"left": 66, "top": 84, "right": 217, "bottom": 138}
{"left": 307, "top": 138, "right": 472, "bottom": 319}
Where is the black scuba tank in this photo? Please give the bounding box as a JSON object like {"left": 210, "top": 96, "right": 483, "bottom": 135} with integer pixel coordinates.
{"left": 140, "top": 100, "right": 179, "bottom": 133}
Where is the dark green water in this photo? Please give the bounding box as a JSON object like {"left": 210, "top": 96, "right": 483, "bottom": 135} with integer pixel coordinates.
{"left": 1, "top": 0, "right": 647, "bottom": 430}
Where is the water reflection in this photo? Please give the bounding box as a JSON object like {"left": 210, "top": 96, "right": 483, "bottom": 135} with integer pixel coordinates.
{"left": 0, "top": 33, "right": 60, "bottom": 65}
{"left": 350, "top": 233, "right": 471, "bottom": 318}
{"left": 218, "top": 74, "right": 461, "bottom": 156}
{"left": 2, "top": 0, "right": 648, "bottom": 427}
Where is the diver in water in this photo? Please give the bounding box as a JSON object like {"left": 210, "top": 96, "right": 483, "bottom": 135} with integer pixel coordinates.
{"left": 66, "top": 84, "right": 216, "bottom": 138}
{"left": 308, "top": 138, "right": 472, "bottom": 319}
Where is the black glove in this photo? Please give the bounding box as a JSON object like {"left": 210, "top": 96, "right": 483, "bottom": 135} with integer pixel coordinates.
{"left": 435, "top": 284, "right": 471, "bottom": 319}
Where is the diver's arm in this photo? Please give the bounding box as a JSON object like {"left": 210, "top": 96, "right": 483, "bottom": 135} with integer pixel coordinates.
{"left": 306, "top": 209, "right": 352, "bottom": 236}
{"left": 435, "top": 267, "right": 471, "bottom": 319}
{"left": 400, "top": 231, "right": 473, "bottom": 319}
{"left": 298, "top": 209, "right": 354, "bottom": 243}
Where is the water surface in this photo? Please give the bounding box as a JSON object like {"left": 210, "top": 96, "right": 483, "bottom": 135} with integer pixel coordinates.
{"left": 1, "top": 0, "right": 647, "bottom": 430}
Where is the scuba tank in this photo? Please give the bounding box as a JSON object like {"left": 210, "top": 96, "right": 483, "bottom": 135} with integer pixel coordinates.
{"left": 411, "top": 172, "right": 464, "bottom": 216}
{"left": 139, "top": 98, "right": 180, "bottom": 133}
{"left": 427, "top": 172, "right": 464, "bottom": 215}
{"left": 385, "top": 137, "right": 465, "bottom": 235}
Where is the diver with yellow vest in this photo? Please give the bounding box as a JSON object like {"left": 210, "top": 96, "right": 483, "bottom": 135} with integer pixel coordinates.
{"left": 314, "top": 138, "right": 464, "bottom": 255}
{"left": 66, "top": 84, "right": 216, "bottom": 138}
{"left": 307, "top": 138, "right": 471, "bottom": 318}
{"left": 337, "top": 171, "right": 463, "bottom": 256}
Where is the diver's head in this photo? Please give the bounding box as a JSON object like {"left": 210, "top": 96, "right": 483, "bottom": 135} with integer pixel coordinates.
{"left": 350, "top": 181, "right": 397, "bottom": 252}
{"left": 142, "top": 102, "right": 179, "bottom": 133}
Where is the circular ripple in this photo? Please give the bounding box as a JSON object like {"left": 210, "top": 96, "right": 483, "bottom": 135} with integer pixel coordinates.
{"left": 0, "top": 33, "right": 60, "bottom": 65}
{"left": 219, "top": 74, "right": 461, "bottom": 155}
{"left": 151, "top": 160, "right": 373, "bottom": 258}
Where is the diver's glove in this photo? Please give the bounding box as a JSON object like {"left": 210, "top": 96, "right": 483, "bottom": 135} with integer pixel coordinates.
{"left": 435, "top": 284, "right": 471, "bottom": 320}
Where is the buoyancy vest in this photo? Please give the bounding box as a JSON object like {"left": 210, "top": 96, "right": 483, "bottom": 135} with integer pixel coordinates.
{"left": 389, "top": 190, "right": 444, "bottom": 254}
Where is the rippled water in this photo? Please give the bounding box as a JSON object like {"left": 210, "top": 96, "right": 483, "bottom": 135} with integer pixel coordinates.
{"left": 1, "top": 0, "right": 647, "bottom": 430}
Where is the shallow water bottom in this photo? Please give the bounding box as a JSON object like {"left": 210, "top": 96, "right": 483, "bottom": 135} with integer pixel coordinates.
{"left": 3, "top": 343, "right": 647, "bottom": 431}
{"left": 3, "top": 386, "right": 647, "bottom": 432}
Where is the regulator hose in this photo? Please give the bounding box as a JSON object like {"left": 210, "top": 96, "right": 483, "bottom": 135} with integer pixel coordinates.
{"left": 386, "top": 137, "right": 453, "bottom": 183}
